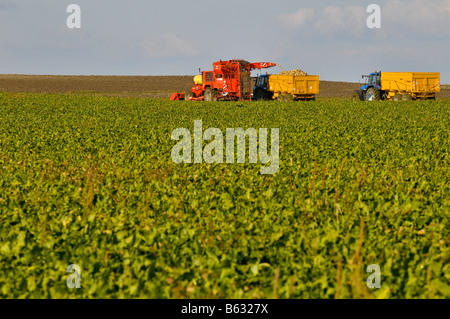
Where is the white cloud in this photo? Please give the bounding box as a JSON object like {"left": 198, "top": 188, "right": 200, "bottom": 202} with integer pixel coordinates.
{"left": 279, "top": 6, "right": 367, "bottom": 38}
{"left": 279, "top": 8, "right": 315, "bottom": 28}
{"left": 383, "top": 0, "right": 450, "bottom": 37}
{"left": 314, "top": 6, "right": 366, "bottom": 38}
{"left": 279, "top": 1, "right": 450, "bottom": 39}
{"left": 143, "top": 33, "right": 196, "bottom": 58}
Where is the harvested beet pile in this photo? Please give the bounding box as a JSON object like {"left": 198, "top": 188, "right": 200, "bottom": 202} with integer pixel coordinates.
{"left": 278, "top": 69, "right": 308, "bottom": 76}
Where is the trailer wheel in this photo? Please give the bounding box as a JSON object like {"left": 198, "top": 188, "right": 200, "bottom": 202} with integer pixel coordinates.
{"left": 278, "top": 95, "right": 291, "bottom": 102}
{"left": 365, "top": 88, "right": 381, "bottom": 101}
{"left": 285, "top": 95, "right": 294, "bottom": 102}
{"left": 402, "top": 94, "right": 413, "bottom": 101}
{"left": 393, "top": 94, "right": 402, "bottom": 101}
{"left": 184, "top": 91, "right": 193, "bottom": 101}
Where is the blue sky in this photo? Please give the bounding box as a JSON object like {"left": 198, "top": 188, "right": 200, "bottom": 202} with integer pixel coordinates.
{"left": 0, "top": 0, "right": 449, "bottom": 82}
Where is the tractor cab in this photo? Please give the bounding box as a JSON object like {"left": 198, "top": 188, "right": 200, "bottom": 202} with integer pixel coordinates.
{"left": 352, "top": 71, "right": 383, "bottom": 101}
{"left": 367, "top": 72, "right": 381, "bottom": 86}
{"left": 361, "top": 71, "right": 381, "bottom": 90}
{"left": 253, "top": 74, "right": 271, "bottom": 100}
{"left": 255, "top": 74, "right": 269, "bottom": 89}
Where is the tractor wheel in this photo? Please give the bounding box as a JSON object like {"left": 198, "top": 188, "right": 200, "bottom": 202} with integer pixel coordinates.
{"left": 402, "top": 94, "right": 413, "bottom": 101}
{"left": 184, "top": 91, "right": 193, "bottom": 101}
{"left": 351, "top": 90, "right": 361, "bottom": 101}
{"left": 428, "top": 96, "right": 436, "bottom": 101}
{"left": 393, "top": 94, "right": 402, "bottom": 101}
{"left": 254, "top": 88, "right": 268, "bottom": 101}
{"left": 204, "top": 88, "right": 214, "bottom": 101}
{"left": 365, "top": 88, "right": 381, "bottom": 101}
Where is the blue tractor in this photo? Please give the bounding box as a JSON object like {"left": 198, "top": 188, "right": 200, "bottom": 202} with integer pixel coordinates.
{"left": 252, "top": 74, "right": 272, "bottom": 100}
{"left": 352, "top": 71, "right": 385, "bottom": 101}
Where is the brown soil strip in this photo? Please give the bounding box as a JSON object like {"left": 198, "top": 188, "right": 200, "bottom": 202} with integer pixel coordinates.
{"left": 1, "top": 75, "right": 448, "bottom": 99}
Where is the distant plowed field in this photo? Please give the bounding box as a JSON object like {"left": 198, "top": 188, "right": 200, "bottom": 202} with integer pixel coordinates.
{"left": 0, "top": 75, "right": 449, "bottom": 99}
{"left": 0, "top": 75, "right": 193, "bottom": 98}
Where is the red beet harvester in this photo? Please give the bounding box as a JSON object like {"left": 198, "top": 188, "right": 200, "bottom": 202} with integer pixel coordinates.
{"left": 170, "top": 59, "right": 276, "bottom": 101}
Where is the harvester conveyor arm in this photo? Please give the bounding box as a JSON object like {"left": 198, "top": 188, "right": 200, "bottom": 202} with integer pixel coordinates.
{"left": 249, "top": 62, "right": 277, "bottom": 70}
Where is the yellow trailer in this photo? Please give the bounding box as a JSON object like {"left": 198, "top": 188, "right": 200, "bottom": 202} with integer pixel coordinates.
{"left": 381, "top": 72, "right": 440, "bottom": 100}
{"left": 253, "top": 74, "right": 319, "bottom": 101}
{"left": 353, "top": 71, "right": 440, "bottom": 101}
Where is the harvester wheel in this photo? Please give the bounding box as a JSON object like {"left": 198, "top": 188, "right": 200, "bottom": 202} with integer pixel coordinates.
{"left": 365, "top": 88, "right": 381, "bottom": 101}
{"left": 212, "top": 89, "right": 218, "bottom": 101}
{"left": 393, "top": 94, "right": 402, "bottom": 101}
{"left": 184, "top": 91, "right": 193, "bottom": 101}
{"left": 204, "top": 88, "right": 214, "bottom": 101}
{"left": 402, "top": 94, "right": 413, "bottom": 101}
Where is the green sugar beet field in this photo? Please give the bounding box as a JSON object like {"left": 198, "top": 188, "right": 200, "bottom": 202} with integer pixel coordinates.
{"left": 0, "top": 93, "right": 448, "bottom": 298}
